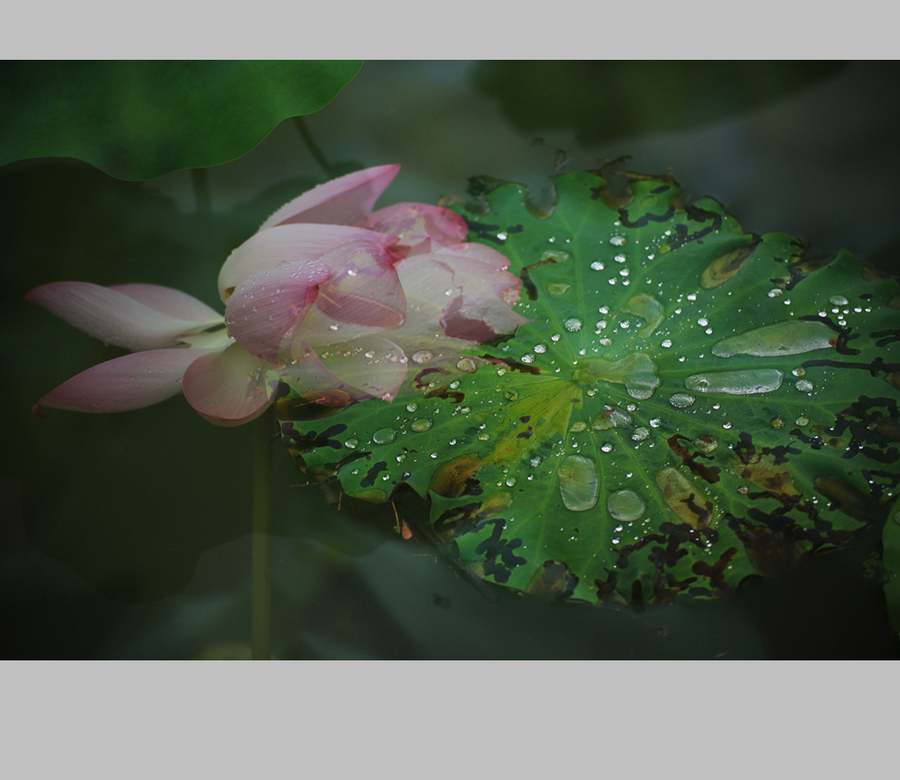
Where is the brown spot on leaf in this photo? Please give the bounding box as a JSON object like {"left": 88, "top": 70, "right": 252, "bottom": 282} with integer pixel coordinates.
{"left": 423, "top": 386, "right": 465, "bottom": 404}
{"left": 814, "top": 476, "right": 881, "bottom": 523}
{"left": 429, "top": 454, "right": 485, "bottom": 498}
{"left": 732, "top": 432, "right": 801, "bottom": 502}
{"left": 691, "top": 547, "right": 738, "bottom": 595}
{"left": 655, "top": 467, "right": 715, "bottom": 529}
{"left": 667, "top": 434, "right": 721, "bottom": 484}
{"left": 526, "top": 560, "right": 579, "bottom": 601}
{"left": 732, "top": 524, "right": 805, "bottom": 576}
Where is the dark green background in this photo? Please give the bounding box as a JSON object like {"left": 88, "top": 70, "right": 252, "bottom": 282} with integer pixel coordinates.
{"left": 2, "top": 61, "right": 899, "bottom": 658}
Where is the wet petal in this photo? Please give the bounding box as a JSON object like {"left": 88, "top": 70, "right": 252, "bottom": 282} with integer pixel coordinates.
{"left": 361, "top": 203, "right": 468, "bottom": 253}
{"left": 111, "top": 283, "right": 223, "bottom": 323}
{"left": 182, "top": 343, "right": 275, "bottom": 426}
{"left": 33, "top": 348, "right": 214, "bottom": 415}
{"left": 258, "top": 164, "right": 401, "bottom": 231}
{"left": 432, "top": 242, "right": 515, "bottom": 272}
{"left": 26, "top": 282, "right": 223, "bottom": 351}
{"left": 313, "top": 241, "right": 406, "bottom": 329}
{"left": 225, "top": 260, "right": 331, "bottom": 362}
{"left": 282, "top": 336, "right": 409, "bottom": 402}
{"left": 217, "top": 223, "right": 392, "bottom": 301}
{"left": 392, "top": 252, "right": 529, "bottom": 346}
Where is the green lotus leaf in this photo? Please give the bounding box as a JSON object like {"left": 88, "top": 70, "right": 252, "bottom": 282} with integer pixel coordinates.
{"left": 0, "top": 61, "right": 361, "bottom": 180}
{"left": 279, "top": 169, "right": 900, "bottom": 607}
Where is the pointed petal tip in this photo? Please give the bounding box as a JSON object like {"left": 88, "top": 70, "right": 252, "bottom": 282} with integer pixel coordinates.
{"left": 258, "top": 164, "right": 403, "bottom": 231}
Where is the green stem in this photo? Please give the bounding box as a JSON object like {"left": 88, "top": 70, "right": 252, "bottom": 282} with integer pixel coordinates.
{"left": 251, "top": 409, "right": 274, "bottom": 660}
{"left": 293, "top": 116, "right": 333, "bottom": 177}
{"left": 190, "top": 167, "right": 211, "bottom": 215}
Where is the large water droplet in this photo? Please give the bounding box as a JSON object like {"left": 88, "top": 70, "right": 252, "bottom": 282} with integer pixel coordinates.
{"left": 547, "top": 283, "right": 570, "bottom": 297}
{"left": 685, "top": 368, "right": 783, "bottom": 395}
{"left": 456, "top": 357, "right": 477, "bottom": 372}
{"left": 668, "top": 392, "right": 696, "bottom": 408}
{"left": 372, "top": 427, "right": 396, "bottom": 444}
{"left": 411, "top": 419, "right": 433, "bottom": 432}
{"left": 564, "top": 318, "right": 582, "bottom": 332}
{"left": 608, "top": 489, "right": 646, "bottom": 522}
{"left": 558, "top": 454, "right": 599, "bottom": 511}
{"left": 694, "top": 436, "right": 718, "bottom": 453}
{"left": 411, "top": 350, "right": 433, "bottom": 364}
{"left": 621, "top": 293, "right": 665, "bottom": 338}
{"left": 711, "top": 320, "right": 835, "bottom": 357}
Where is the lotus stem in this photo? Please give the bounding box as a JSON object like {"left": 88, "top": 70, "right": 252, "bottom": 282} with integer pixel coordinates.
{"left": 251, "top": 408, "right": 274, "bottom": 660}
{"left": 293, "top": 116, "right": 332, "bottom": 177}
{"left": 190, "top": 167, "right": 210, "bottom": 214}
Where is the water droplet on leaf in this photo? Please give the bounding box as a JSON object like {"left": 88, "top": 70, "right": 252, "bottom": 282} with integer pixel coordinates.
{"left": 608, "top": 489, "right": 646, "bottom": 522}
{"left": 558, "top": 455, "right": 600, "bottom": 511}
{"left": 668, "top": 392, "right": 696, "bottom": 408}
{"left": 712, "top": 320, "right": 835, "bottom": 357}
{"left": 685, "top": 369, "right": 783, "bottom": 395}
{"left": 372, "top": 427, "right": 396, "bottom": 444}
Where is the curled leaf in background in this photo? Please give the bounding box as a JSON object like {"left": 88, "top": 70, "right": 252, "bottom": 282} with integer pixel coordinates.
{"left": 0, "top": 61, "right": 361, "bottom": 179}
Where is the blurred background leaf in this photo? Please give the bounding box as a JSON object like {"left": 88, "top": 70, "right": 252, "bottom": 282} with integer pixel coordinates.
{"left": 0, "top": 61, "right": 361, "bottom": 179}
{"left": 472, "top": 61, "right": 845, "bottom": 145}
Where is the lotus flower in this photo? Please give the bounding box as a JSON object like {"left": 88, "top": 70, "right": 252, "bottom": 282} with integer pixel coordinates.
{"left": 220, "top": 164, "right": 529, "bottom": 404}
{"left": 28, "top": 165, "right": 529, "bottom": 425}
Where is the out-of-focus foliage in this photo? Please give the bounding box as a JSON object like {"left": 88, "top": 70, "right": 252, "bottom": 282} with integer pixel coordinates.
{"left": 472, "top": 61, "right": 844, "bottom": 145}
{"left": 0, "top": 61, "right": 361, "bottom": 179}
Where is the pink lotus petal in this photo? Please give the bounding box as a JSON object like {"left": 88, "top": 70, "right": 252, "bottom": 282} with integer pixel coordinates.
{"left": 361, "top": 203, "right": 468, "bottom": 253}
{"left": 217, "top": 223, "right": 393, "bottom": 302}
{"left": 224, "top": 260, "right": 331, "bottom": 362}
{"left": 182, "top": 344, "right": 275, "bottom": 426}
{"left": 258, "top": 165, "right": 401, "bottom": 231}
{"left": 33, "top": 348, "right": 215, "bottom": 415}
{"left": 435, "top": 255, "right": 529, "bottom": 342}
{"left": 111, "top": 283, "right": 223, "bottom": 322}
{"left": 282, "top": 337, "right": 409, "bottom": 402}
{"left": 388, "top": 251, "right": 529, "bottom": 347}
{"left": 26, "top": 282, "right": 224, "bottom": 351}
{"left": 432, "top": 242, "right": 514, "bottom": 271}
{"left": 314, "top": 241, "right": 405, "bottom": 330}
